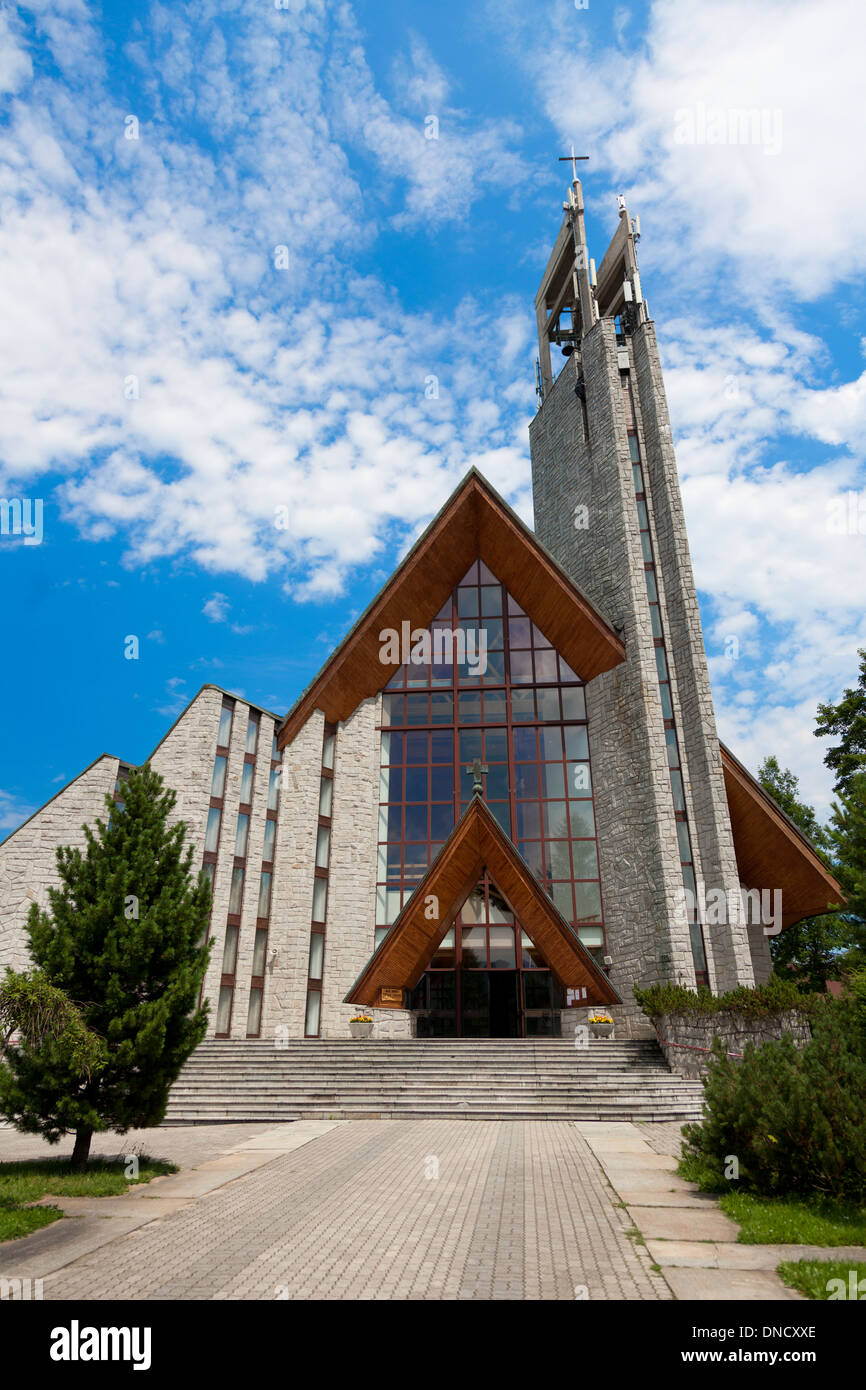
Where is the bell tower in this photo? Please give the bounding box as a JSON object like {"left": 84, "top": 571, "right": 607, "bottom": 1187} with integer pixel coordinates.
{"left": 530, "top": 170, "right": 754, "bottom": 1014}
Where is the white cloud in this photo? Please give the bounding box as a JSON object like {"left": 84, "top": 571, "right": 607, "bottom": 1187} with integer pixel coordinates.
{"left": 0, "top": 788, "right": 36, "bottom": 832}
{"left": 0, "top": 11, "right": 32, "bottom": 94}
{"left": 508, "top": 0, "right": 866, "bottom": 299}
{"left": 0, "top": 4, "right": 537, "bottom": 595}
{"left": 202, "top": 594, "right": 231, "bottom": 623}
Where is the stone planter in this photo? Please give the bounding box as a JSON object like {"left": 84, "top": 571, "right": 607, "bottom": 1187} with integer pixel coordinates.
{"left": 590, "top": 1021, "right": 614, "bottom": 1039}
{"left": 349, "top": 1021, "right": 374, "bottom": 1040}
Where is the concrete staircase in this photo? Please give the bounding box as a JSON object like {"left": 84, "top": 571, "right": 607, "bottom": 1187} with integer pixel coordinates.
{"left": 164, "top": 1038, "right": 705, "bottom": 1124}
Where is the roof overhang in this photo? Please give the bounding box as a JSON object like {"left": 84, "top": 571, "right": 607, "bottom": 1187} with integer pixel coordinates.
{"left": 345, "top": 795, "right": 621, "bottom": 1009}
{"left": 278, "top": 469, "right": 625, "bottom": 749}
{"left": 720, "top": 743, "right": 846, "bottom": 930}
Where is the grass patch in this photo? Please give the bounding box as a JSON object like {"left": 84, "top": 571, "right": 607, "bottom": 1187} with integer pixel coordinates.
{"left": 719, "top": 1192, "right": 866, "bottom": 1246}
{"left": 0, "top": 1155, "right": 177, "bottom": 1243}
{"left": 0, "top": 1156, "right": 176, "bottom": 1204}
{"left": 0, "top": 1197, "right": 63, "bottom": 1243}
{"left": 777, "top": 1259, "right": 866, "bottom": 1300}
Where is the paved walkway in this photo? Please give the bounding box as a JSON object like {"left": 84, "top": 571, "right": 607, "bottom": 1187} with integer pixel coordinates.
{"left": 1, "top": 1120, "right": 669, "bottom": 1301}
{"left": 5, "top": 1119, "right": 858, "bottom": 1300}
{"left": 580, "top": 1122, "right": 866, "bottom": 1300}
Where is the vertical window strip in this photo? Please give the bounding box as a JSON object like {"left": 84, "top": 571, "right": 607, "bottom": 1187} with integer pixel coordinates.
{"left": 628, "top": 424, "right": 709, "bottom": 984}
{"left": 200, "top": 699, "right": 235, "bottom": 1016}
{"left": 246, "top": 717, "right": 276, "bottom": 1034}
{"left": 305, "top": 725, "right": 335, "bottom": 1037}
{"left": 218, "top": 702, "right": 261, "bottom": 1038}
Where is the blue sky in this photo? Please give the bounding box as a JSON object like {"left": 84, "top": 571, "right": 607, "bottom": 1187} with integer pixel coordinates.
{"left": 1, "top": 0, "right": 865, "bottom": 836}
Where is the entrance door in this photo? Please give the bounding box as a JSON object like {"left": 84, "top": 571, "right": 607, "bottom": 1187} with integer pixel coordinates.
{"left": 488, "top": 971, "right": 520, "bottom": 1037}
{"left": 411, "top": 874, "right": 565, "bottom": 1038}
{"left": 459, "top": 969, "right": 521, "bottom": 1037}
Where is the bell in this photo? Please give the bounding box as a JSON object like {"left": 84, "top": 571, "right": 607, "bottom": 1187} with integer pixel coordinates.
{"left": 561, "top": 343, "right": 575, "bottom": 357}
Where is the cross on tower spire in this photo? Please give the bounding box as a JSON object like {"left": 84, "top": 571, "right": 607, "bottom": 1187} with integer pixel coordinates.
{"left": 558, "top": 147, "right": 589, "bottom": 183}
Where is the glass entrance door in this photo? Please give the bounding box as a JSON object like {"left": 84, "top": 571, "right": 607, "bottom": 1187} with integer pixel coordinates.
{"left": 411, "top": 873, "right": 564, "bottom": 1037}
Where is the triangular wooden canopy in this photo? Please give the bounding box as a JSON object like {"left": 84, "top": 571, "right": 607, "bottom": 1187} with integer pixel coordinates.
{"left": 345, "top": 795, "right": 621, "bottom": 1009}
{"left": 720, "top": 744, "right": 846, "bottom": 930}
{"left": 278, "top": 469, "right": 626, "bottom": 749}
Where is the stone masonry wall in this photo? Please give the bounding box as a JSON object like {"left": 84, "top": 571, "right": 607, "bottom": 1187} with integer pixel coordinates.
{"left": 632, "top": 324, "right": 752, "bottom": 992}
{"left": 0, "top": 755, "right": 119, "bottom": 973}
{"left": 262, "top": 707, "right": 324, "bottom": 1041}
{"left": 747, "top": 920, "right": 774, "bottom": 986}
{"left": 530, "top": 321, "right": 696, "bottom": 1038}
{"left": 655, "top": 1008, "right": 811, "bottom": 1078}
{"left": 321, "top": 695, "right": 413, "bottom": 1040}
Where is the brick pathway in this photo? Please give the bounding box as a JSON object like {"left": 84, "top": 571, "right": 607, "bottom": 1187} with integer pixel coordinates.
{"left": 637, "top": 1121, "right": 686, "bottom": 1158}
{"left": 36, "top": 1121, "right": 669, "bottom": 1301}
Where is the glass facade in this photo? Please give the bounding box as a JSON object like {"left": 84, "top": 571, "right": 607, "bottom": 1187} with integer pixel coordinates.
{"left": 376, "top": 562, "right": 604, "bottom": 953}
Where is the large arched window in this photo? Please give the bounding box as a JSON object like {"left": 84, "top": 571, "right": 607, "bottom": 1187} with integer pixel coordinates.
{"left": 376, "top": 562, "right": 605, "bottom": 960}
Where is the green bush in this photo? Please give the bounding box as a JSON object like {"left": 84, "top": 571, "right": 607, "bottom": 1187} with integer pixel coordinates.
{"left": 681, "top": 977, "right": 866, "bottom": 1201}
{"left": 633, "top": 974, "right": 821, "bottom": 1019}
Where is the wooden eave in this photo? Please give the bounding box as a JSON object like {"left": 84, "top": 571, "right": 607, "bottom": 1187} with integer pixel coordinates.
{"left": 278, "top": 469, "right": 625, "bottom": 749}
{"left": 345, "top": 795, "right": 621, "bottom": 1009}
{"left": 720, "top": 743, "right": 846, "bottom": 930}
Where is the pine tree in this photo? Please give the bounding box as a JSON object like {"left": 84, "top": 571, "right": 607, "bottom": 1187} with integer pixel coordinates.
{"left": 0, "top": 968, "right": 105, "bottom": 1075}
{"left": 814, "top": 648, "right": 866, "bottom": 796}
{"left": 0, "top": 763, "right": 211, "bottom": 1167}
{"left": 757, "top": 756, "right": 849, "bottom": 988}
{"left": 825, "top": 772, "right": 866, "bottom": 969}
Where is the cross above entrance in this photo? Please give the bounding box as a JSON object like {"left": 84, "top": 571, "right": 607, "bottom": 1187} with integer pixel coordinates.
{"left": 464, "top": 758, "right": 488, "bottom": 796}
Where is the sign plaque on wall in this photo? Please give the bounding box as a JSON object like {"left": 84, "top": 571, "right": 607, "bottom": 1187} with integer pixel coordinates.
{"left": 379, "top": 987, "right": 403, "bottom": 1006}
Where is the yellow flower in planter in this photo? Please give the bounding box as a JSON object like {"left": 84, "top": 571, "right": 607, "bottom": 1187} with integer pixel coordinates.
{"left": 588, "top": 1014, "right": 613, "bottom": 1025}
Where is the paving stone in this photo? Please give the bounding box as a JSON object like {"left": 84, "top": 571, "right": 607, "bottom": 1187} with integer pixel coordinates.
{"left": 626, "top": 1205, "right": 740, "bottom": 1241}
{"left": 616, "top": 1189, "right": 718, "bottom": 1208}
{"left": 647, "top": 1239, "right": 866, "bottom": 1270}
{"left": 662, "top": 1266, "right": 805, "bottom": 1301}
{"left": 600, "top": 1154, "right": 679, "bottom": 1171}
{"left": 25, "top": 1120, "right": 670, "bottom": 1302}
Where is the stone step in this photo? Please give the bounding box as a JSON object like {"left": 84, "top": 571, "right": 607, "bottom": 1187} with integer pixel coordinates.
{"left": 167, "top": 1090, "right": 701, "bottom": 1105}
{"left": 164, "top": 1106, "right": 702, "bottom": 1122}
{"left": 166, "top": 1036, "right": 701, "bottom": 1124}
{"left": 173, "top": 1066, "right": 677, "bottom": 1081}
{"left": 190, "top": 1046, "right": 655, "bottom": 1049}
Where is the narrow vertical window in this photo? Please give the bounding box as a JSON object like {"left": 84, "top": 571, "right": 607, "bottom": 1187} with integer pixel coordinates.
{"left": 305, "top": 724, "right": 336, "bottom": 1037}
{"left": 218, "top": 703, "right": 234, "bottom": 748}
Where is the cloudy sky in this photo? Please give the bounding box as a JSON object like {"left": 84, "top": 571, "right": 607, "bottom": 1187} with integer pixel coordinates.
{"left": 1, "top": 0, "right": 864, "bottom": 836}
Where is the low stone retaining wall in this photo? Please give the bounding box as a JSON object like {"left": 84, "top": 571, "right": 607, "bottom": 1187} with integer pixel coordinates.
{"left": 652, "top": 1009, "right": 812, "bottom": 1078}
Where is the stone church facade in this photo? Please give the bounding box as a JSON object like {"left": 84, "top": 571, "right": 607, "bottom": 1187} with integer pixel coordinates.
{"left": 0, "top": 188, "right": 842, "bottom": 1041}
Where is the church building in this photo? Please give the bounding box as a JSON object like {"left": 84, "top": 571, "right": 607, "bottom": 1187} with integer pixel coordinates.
{"left": 0, "top": 180, "right": 843, "bottom": 1043}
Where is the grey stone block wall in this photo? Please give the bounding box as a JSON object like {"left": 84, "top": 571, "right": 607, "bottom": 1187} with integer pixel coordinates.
{"left": 747, "top": 921, "right": 774, "bottom": 986}
{"left": 654, "top": 1008, "right": 810, "bottom": 1077}
{"left": 529, "top": 312, "right": 760, "bottom": 1031}
{"left": 149, "top": 686, "right": 223, "bottom": 849}
{"left": 320, "top": 695, "right": 412, "bottom": 1040}
{"left": 0, "top": 755, "right": 119, "bottom": 973}
{"left": 0, "top": 684, "right": 319, "bottom": 1044}
{"left": 632, "top": 324, "right": 752, "bottom": 991}
{"left": 531, "top": 321, "right": 697, "bottom": 1038}
{"left": 261, "top": 706, "right": 324, "bottom": 1042}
